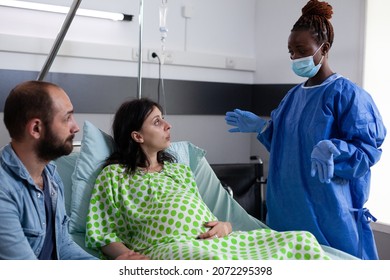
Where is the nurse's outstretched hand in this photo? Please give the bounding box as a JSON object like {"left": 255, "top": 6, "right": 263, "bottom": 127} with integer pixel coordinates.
{"left": 225, "top": 109, "right": 266, "bottom": 133}
{"left": 311, "top": 140, "right": 341, "bottom": 183}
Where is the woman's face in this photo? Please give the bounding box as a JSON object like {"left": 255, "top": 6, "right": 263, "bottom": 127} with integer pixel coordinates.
{"left": 288, "top": 30, "right": 323, "bottom": 63}
{"left": 134, "top": 106, "right": 171, "bottom": 154}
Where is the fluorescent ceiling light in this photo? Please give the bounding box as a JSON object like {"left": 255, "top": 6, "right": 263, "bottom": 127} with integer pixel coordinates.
{"left": 0, "top": 0, "right": 133, "bottom": 21}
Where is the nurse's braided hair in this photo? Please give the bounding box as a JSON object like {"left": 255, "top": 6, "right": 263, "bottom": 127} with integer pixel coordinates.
{"left": 292, "top": 0, "right": 334, "bottom": 47}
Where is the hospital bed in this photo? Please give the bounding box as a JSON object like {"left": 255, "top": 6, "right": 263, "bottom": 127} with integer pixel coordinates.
{"left": 54, "top": 120, "right": 357, "bottom": 260}
{"left": 210, "top": 159, "right": 267, "bottom": 222}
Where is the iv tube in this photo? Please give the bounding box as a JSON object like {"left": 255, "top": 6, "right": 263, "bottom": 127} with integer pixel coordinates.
{"left": 159, "top": 0, "right": 168, "bottom": 51}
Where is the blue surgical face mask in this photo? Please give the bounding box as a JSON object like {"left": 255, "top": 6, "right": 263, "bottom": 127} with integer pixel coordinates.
{"left": 291, "top": 43, "right": 324, "bottom": 78}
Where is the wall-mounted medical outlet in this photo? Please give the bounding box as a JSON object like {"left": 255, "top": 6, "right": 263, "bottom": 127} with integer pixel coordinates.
{"left": 225, "top": 57, "right": 236, "bottom": 69}
{"left": 163, "top": 52, "right": 173, "bottom": 64}
{"left": 182, "top": 5, "right": 193, "bottom": 18}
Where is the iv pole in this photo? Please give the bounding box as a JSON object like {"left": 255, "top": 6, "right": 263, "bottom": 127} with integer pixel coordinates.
{"left": 137, "top": 0, "right": 144, "bottom": 99}
{"left": 37, "top": 0, "right": 82, "bottom": 81}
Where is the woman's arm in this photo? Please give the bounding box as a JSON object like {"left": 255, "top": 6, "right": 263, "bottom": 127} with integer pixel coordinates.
{"left": 102, "top": 242, "right": 149, "bottom": 260}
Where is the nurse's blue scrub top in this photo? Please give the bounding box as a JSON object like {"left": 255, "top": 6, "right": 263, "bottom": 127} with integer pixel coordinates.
{"left": 258, "top": 74, "right": 386, "bottom": 260}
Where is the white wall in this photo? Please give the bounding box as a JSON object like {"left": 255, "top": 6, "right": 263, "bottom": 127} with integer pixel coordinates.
{"left": 0, "top": 0, "right": 257, "bottom": 83}
{"left": 363, "top": 0, "right": 390, "bottom": 225}
{"left": 254, "top": 0, "right": 365, "bottom": 85}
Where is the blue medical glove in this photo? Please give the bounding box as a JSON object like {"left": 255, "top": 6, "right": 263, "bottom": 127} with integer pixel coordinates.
{"left": 225, "top": 109, "right": 266, "bottom": 133}
{"left": 310, "top": 140, "right": 341, "bottom": 183}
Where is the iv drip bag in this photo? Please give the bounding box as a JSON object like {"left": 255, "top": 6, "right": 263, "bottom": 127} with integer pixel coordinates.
{"left": 159, "top": 1, "right": 168, "bottom": 38}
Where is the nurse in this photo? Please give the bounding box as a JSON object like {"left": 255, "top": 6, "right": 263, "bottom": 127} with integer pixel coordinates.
{"left": 225, "top": 0, "right": 386, "bottom": 260}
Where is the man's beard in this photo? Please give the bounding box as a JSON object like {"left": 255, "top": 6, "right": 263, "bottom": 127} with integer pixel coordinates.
{"left": 36, "top": 127, "right": 74, "bottom": 161}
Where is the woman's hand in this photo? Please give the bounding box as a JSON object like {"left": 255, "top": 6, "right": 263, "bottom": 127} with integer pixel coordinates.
{"left": 197, "top": 221, "right": 232, "bottom": 239}
{"left": 102, "top": 242, "right": 150, "bottom": 260}
{"left": 115, "top": 250, "right": 150, "bottom": 260}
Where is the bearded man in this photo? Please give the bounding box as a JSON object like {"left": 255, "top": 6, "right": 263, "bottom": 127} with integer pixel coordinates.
{"left": 0, "top": 80, "right": 97, "bottom": 260}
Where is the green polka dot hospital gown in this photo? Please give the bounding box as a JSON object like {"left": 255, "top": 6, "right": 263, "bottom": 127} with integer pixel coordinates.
{"left": 86, "top": 162, "right": 330, "bottom": 260}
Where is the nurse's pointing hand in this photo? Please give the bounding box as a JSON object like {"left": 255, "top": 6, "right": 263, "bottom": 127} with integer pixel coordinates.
{"left": 225, "top": 109, "right": 266, "bottom": 133}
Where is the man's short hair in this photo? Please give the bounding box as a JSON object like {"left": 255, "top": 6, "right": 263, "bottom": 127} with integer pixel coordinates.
{"left": 3, "top": 80, "right": 58, "bottom": 141}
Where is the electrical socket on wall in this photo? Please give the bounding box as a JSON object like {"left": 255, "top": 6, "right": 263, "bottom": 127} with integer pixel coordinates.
{"left": 147, "top": 49, "right": 174, "bottom": 64}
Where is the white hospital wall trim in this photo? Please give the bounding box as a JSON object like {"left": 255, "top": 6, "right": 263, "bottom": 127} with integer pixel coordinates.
{"left": 0, "top": 33, "right": 256, "bottom": 73}
{"left": 0, "top": 51, "right": 254, "bottom": 86}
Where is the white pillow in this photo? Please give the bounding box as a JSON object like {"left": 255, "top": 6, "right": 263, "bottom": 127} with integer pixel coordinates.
{"left": 69, "top": 121, "right": 115, "bottom": 233}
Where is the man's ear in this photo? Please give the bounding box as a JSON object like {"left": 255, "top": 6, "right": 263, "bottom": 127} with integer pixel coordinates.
{"left": 26, "top": 119, "right": 43, "bottom": 139}
{"left": 131, "top": 131, "right": 144, "bottom": 143}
